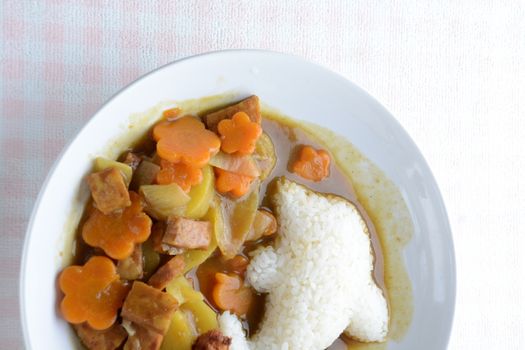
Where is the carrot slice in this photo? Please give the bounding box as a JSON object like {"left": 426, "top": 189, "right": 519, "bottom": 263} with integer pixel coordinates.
{"left": 153, "top": 116, "right": 220, "bottom": 167}
{"left": 156, "top": 159, "right": 203, "bottom": 192}
{"left": 214, "top": 168, "right": 254, "bottom": 198}
{"left": 82, "top": 192, "right": 152, "bottom": 260}
{"left": 291, "top": 145, "right": 331, "bottom": 182}
{"left": 225, "top": 255, "right": 249, "bottom": 275}
{"left": 162, "top": 107, "right": 181, "bottom": 120}
{"left": 212, "top": 272, "right": 253, "bottom": 316}
{"left": 217, "top": 112, "right": 262, "bottom": 155}
{"left": 59, "top": 256, "right": 129, "bottom": 330}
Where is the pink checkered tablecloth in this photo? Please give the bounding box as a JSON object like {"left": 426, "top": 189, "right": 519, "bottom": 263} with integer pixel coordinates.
{"left": 1, "top": 1, "right": 524, "bottom": 349}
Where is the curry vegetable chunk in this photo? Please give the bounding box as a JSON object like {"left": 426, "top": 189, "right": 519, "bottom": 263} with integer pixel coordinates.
{"left": 117, "top": 244, "right": 144, "bottom": 280}
{"left": 60, "top": 94, "right": 392, "bottom": 350}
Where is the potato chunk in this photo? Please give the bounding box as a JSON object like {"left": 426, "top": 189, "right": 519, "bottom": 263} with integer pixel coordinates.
{"left": 117, "top": 245, "right": 143, "bottom": 280}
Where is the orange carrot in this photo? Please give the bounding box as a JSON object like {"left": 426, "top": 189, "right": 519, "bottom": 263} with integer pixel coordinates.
{"left": 225, "top": 255, "right": 249, "bottom": 275}
{"left": 156, "top": 159, "right": 203, "bottom": 192}
{"left": 212, "top": 272, "right": 253, "bottom": 316}
{"left": 214, "top": 168, "right": 254, "bottom": 198}
{"left": 59, "top": 256, "right": 129, "bottom": 330}
{"left": 153, "top": 116, "right": 220, "bottom": 167}
{"left": 162, "top": 107, "right": 181, "bottom": 120}
{"left": 82, "top": 192, "right": 152, "bottom": 260}
{"left": 291, "top": 145, "right": 331, "bottom": 182}
{"left": 217, "top": 112, "right": 262, "bottom": 155}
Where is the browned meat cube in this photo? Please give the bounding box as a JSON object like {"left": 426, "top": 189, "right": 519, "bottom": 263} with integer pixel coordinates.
{"left": 117, "top": 244, "right": 143, "bottom": 280}
{"left": 163, "top": 217, "right": 211, "bottom": 250}
{"left": 88, "top": 167, "right": 131, "bottom": 215}
{"left": 123, "top": 152, "right": 142, "bottom": 171}
{"left": 204, "top": 95, "right": 261, "bottom": 132}
{"left": 74, "top": 323, "right": 127, "bottom": 350}
{"left": 121, "top": 281, "right": 178, "bottom": 335}
{"left": 123, "top": 323, "right": 163, "bottom": 350}
{"left": 192, "top": 330, "right": 231, "bottom": 350}
{"left": 150, "top": 222, "right": 166, "bottom": 254}
{"left": 148, "top": 255, "right": 185, "bottom": 290}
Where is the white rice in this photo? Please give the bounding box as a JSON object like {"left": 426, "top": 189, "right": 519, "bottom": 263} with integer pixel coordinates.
{"left": 246, "top": 246, "right": 280, "bottom": 293}
{"left": 218, "top": 312, "right": 251, "bottom": 350}
{"left": 220, "top": 178, "right": 388, "bottom": 349}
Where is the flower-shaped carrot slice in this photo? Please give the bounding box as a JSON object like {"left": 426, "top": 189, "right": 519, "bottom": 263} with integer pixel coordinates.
{"left": 214, "top": 168, "right": 254, "bottom": 198}
{"left": 153, "top": 116, "right": 221, "bottom": 167}
{"left": 162, "top": 107, "right": 181, "bottom": 120}
{"left": 217, "top": 112, "right": 262, "bottom": 155}
{"left": 291, "top": 145, "right": 331, "bottom": 182}
{"left": 59, "top": 256, "right": 129, "bottom": 330}
{"left": 156, "top": 159, "right": 203, "bottom": 192}
{"left": 82, "top": 192, "right": 152, "bottom": 260}
{"left": 212, "top": 272, "right": 253, "bottom": 316}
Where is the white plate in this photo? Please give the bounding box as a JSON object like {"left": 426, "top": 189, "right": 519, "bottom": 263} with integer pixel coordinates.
{"left": 20, "top": 50, "right": 455, "bottom": 349}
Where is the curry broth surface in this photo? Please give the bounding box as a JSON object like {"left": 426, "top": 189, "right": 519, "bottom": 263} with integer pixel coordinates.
{"left": 260, "top": 118, "right": 386, "bottom": 293}
{"left": 264, "top": 110, "right": 414, "bottom": 348}
{"left": 68, "top": 95, "right": 413, "bottom": 350}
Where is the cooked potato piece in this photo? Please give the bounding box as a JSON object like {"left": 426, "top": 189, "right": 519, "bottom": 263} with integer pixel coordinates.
{"left": 181, "top": 300, "right": 218, "bottom": 334}
{"left": 117, "top": 244, "right": 143, "bottom": 280}
{"left": 140, "top": 183, "right": 190, "bottom": 220}
{"left": 204, "top": 95, "right": 261, "bottom": 132}
{"left": 88, "top": 167, "right": 131, "bottom": 215}
{"left": 160, "top": 310, "right": 194, "bottom": 350}
{"left": 121, "top": 282, "right": 178, "bottom": 335}
{"left": 184, "top": 165, "right": 214, "bottom": 220}
{"left": 162, "top": 277, "right": 216, "bottom": 350}
{"left": 165, "top": 276, "right": 203, "bottom": 305}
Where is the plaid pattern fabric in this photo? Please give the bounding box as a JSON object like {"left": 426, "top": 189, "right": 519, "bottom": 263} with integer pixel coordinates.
{"left": 1, "top": 1, "right": 524, "bottom": 349}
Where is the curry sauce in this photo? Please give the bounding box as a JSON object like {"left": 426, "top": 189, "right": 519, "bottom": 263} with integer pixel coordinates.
{"left": 64, "top": 95, "right": 412, "bottom": 350}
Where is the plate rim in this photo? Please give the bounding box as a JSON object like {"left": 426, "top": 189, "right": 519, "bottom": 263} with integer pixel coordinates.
{"left": 19, "top": 49, "right": 456, "bottom": 349}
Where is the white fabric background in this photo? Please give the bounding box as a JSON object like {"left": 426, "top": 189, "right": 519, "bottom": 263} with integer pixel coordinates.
{"left": 1, "top": 1, "right": 524, "bottom": 348}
